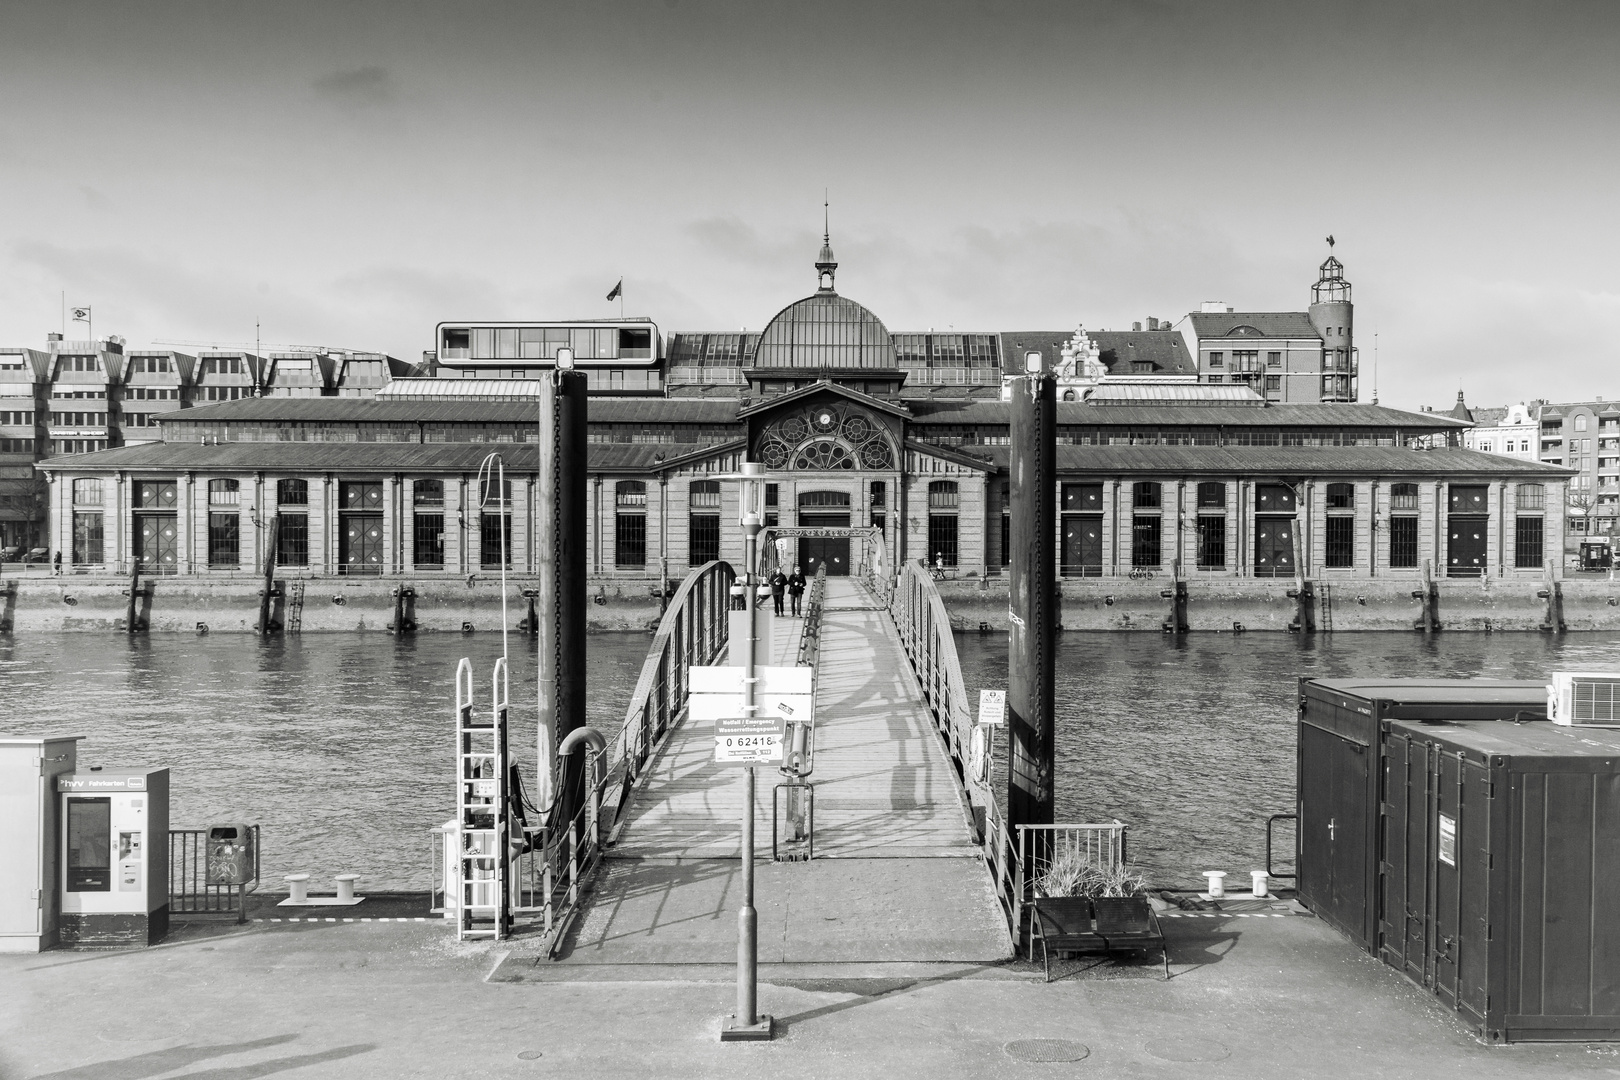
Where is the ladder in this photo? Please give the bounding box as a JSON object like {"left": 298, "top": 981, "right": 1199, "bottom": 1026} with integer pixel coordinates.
{"left": 1319, "top": 582, "right": 1334, "bottom": 634}
{"left": 285, "top": 581, "right": 305, "bottom": 633}
{"left": 455, "top": 657, "right": 510, "bottom": 940}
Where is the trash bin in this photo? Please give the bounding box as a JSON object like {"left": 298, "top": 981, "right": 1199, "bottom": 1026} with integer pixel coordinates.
{"left": 206, "top": 824, "right": 256, "bottom": 886}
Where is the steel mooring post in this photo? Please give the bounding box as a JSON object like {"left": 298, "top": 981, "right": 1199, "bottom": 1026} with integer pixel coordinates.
{"left": 1008, "top": 354, "right": 1056, "bottom": 887}
{"left": 538, "top": 366, "right": 590, "bottom": 827}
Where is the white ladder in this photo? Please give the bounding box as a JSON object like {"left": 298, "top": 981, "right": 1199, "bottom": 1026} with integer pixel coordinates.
{"left": 455, "top": 656, "right": 510, "bottom": 940}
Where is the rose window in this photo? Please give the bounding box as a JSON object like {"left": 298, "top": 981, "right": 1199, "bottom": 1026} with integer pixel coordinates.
{"left": 758, "top": 403, "right": 895, "bottom": 472}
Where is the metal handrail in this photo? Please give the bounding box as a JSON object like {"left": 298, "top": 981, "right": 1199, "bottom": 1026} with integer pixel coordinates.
{"left": 885, "top": 558, "right": 1021, "bottom": 937}
{"left": 795, "top": 564, "right": 828, "bottom": 668}
{"left": 500, "top": 559, "right": 735, "bottom": 952}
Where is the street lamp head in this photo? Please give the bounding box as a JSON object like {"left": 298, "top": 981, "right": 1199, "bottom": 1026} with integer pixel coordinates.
{"left": 1025, "top": 351, "right": 1044, "bottom": 374}
{"left": 556, "top": 347, "right": 575, "bottom": 371}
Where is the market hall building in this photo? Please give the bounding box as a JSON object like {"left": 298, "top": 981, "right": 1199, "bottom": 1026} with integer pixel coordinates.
{"left": 38, "top": 243, "right": 1571, "bottom": 584}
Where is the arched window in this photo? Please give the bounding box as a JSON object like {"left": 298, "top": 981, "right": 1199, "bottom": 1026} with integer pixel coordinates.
{"left": 208, "top": 478, "right": 240, "bottom": 505}
{"left": 1516, "top": 483, "right": 1545, "bottom": 510}
{"left": 277, "top": 478, "right": 309, "bottom": 506}
{"left": 1575, "top": 414, "right": 1589, "bottom": 432}
{"left": 927, "top": 481, "right": 959, "bottom": 509}
{"left": 1196, "top": 482, "right": 1225, "bottom": 509}
{"left": 72, "top": 478, "right": 103, "bottom": 505}
{"left": 1132, "top": 481, "right": 1161, "bottom": 509}
{"left": 615, "top": 480, "right": 647, "bottom": 508}
{"left": 1326, "top": 483, "right": 1354, "bottom": 509}
{"left": 1390, "top": 482, "right": 1419, "bottom": 510}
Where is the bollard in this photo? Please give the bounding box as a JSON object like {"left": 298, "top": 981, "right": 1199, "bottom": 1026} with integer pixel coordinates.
{"left": 335, "top": 874, "right": 359, "bottom": 903}
{"left": 1202, "top": 871, "right": 1227, "bottom": 898}
{"left": 1251, "top": 870, "right": 1269, "bottom": 898}
{"left": 285, "top": 873, "right": 310, "bottom": 904}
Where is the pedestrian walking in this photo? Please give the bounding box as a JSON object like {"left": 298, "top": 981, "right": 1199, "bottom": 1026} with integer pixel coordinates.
{"left": 769, "top": 568, "right": 788, "bottom": 616}
{"left": 787, "top": 565, "right": 807, "bottom": 616}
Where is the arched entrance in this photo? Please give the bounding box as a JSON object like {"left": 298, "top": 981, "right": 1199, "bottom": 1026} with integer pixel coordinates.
{"left": 796, "top": 491, "right": 851, "bottom": 575}
{"left": 760, "top": 525, "right": 884, "bottom": 581}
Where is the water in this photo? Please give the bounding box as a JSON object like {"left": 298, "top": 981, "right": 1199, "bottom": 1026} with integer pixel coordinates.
{"left": 955, "top": 631, "right": 1620, "bottom": 887}
{"left": 7, "top": 629, "right": 1620, "bottom": 891}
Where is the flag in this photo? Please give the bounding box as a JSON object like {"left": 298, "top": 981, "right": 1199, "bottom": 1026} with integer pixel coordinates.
{"left": 71, "top": 306, "right": 90, "bottom": 321}
{"left": 606, "top": 279, "right": 622, "bottom": 301}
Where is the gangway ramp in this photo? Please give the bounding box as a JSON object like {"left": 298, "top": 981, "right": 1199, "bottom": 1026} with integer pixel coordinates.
{"left": 547, "top": 578, "right": 1009, "bottom": 965}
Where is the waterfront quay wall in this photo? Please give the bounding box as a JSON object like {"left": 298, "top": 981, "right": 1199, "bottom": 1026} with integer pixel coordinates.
{"left": 937, "top": 575, "right": 1620, "bottom": 632}
{"left": 0, "top": 573, "right": 668, "bottom": 634}
{"left": 3, "top": 571, "right": 1618, "bottom": 633}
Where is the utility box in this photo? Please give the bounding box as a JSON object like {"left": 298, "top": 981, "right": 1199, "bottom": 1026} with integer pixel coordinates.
{"left": 1381, "top": 719, "right": 1620, "bottom": 1043}
{"left": 1296, "top": 679, "right": 1548, "bottom": 953}
{"left": 0, "top": 736, "right": 82, "bottom": 953}
{"left": 57, "top": 768, "right": 169, "bottom": 948}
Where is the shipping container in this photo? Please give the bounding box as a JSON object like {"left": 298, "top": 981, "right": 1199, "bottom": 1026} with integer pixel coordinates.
{"left": 1297, "top": 679, "right": 1548, "bottom": 952}
{"left": 1381, "top": 719, "right": 1620, "bottom": 1042}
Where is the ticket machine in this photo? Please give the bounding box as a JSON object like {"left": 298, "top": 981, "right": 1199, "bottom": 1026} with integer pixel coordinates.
{"left": 57, "top": 768, "right": 169, "bottom": 947}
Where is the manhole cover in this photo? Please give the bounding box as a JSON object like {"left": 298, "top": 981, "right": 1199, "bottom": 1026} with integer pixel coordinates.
{"left": 517, "top": 1050, "right": 543, "bottom": 1060}
{"left": 1144, "top": 1037, "right": 1230, "bottom": 1062}
{"left": 1004, "top": 1039, "right": 1090, "bottom": 1063}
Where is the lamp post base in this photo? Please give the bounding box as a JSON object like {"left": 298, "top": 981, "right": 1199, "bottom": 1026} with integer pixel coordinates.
{"left": 720, "top": 1015, "right": 775, "bottom": 1042}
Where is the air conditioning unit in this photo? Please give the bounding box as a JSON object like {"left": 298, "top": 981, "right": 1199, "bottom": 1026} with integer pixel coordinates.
{"left": 1547, "top": 673, "right": 1620, "bottom": 727}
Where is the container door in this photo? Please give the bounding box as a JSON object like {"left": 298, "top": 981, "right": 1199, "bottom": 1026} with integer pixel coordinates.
{"left": 1381, "top": 732, "right": 1429, "bottom": 980}
{"left": 1299, "top": 723, "right": 1370, "bottom": 945}
{"left": 1428, "top": 750, "right": 1494, "bottom": 1027}
{"left": 1254, "top": 515, "right": 1296, "bottom": 578}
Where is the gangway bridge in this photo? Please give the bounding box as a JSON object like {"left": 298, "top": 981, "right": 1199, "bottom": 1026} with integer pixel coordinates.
{"left": 472, "top": 560, "right": 1123, "bottom": 969}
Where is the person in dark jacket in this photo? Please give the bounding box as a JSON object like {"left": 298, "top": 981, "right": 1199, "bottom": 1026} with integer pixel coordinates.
{"left": 787, "top": 566, "right": 807, "bottom": 616}
{"left": 768, "top": 569, "right": 788, "bottom": 616}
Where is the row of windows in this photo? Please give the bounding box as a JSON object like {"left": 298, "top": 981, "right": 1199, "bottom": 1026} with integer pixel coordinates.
{"left": 125, "top": 387, "right": 180, "bottom": 400}
{"left": 442, "top": 327, "right": 654, "bottom": 362}
{"left": 127, "top": 356, "right": 175, "bottom": 373}
{"left": 49, "top": 412, "right": 107, "bottom": 427}
{"left": 0, "top": 411, "right": 33, "bottom": 425}
{"left": 1035, "top": 512, "right": 1547, "bottom": 576}
{"left": 0, "top": 438, "right": 33, "bottom": 452}
{"left": 53, "top": 439, "right": 106, "bottom": 454}
{"left": 1207, "top": 351, "right": 1285, "bottom": 369}
{"left": 1040, "top": 481, "right": 1544, "bottom": 512}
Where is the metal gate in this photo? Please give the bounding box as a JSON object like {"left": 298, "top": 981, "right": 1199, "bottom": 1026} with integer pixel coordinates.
{"left": 340, "top": 514, "right": 384, "bottom": 574}
{"left": 134, "top": 513, "right": 179, "bottom": 573}
{"left": 1061, "top": 514, "right": 1103, "bottom": 577}
{"left": 1254, "top": 516, "right": 1296, "bottom": 577}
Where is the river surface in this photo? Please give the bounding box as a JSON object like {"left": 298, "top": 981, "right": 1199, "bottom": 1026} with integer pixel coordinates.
{"left": 7, "top": 629, "right": 1620, "bottom": 890}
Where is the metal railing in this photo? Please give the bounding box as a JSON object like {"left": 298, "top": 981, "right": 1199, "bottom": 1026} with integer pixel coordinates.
{"left": 887, "top": 559, "right": 1021, "bottom": 935}
{"left": 169, "top": 826, "right": 260, "bottom": 917}
{"left": 447, "top": 560, "right": 736, "bottom": 948}
{"left": 795, "top": 564, "right": 828, "bottom": 668}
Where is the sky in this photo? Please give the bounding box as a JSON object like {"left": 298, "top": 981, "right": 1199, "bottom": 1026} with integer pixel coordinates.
{"left": 2, "top": 0, "right": 1617, "bottom": 411}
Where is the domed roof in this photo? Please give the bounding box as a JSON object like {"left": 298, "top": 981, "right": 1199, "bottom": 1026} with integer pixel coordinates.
{"left": 754, "top": 292, "right": 895, "bottom": 369}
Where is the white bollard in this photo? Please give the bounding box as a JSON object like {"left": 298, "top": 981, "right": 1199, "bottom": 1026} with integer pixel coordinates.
{"left": 1202, "top": 871, "right": 1227, "bottom": 898}
{"left": 335, "top": 874, "right": 359, "bottom": 903}
{"left": 1251, "top": 870, "right": 1269, "bottom": 898}
{"left": 285, "top": 873, "right": 310, "bottom": 903}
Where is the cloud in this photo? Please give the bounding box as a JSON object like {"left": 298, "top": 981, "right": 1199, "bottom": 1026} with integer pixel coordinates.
{"left": 311, "top": 66, "right": 396, "bottom": 107}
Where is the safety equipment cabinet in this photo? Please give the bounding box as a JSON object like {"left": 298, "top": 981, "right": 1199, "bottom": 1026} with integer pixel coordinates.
{"left": 0, "top": 736, "right": 82, "bottom": 952}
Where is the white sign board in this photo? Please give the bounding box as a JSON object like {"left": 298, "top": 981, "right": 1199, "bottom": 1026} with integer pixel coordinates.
{"left": 689, "top": 665, "right": 814, "bottom": 727}
{"left": 978, "top": 689, "right": 1007, "bottom": 727}
{"left": 714, "top": 716, "right": 787, "bottom": 765}
{"left": 690, "top": 665, "right": 813, "bottom": 696}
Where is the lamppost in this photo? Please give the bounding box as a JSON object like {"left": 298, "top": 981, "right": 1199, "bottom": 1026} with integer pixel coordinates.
{"left": 720, "top": 460, "right": 773, "bottom": 1041}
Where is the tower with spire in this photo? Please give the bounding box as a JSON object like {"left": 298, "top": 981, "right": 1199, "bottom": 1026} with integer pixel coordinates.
{"left": 815, "top": 198, "right": 837, "bottom": 293}
{"left": 1308, "top": 239, "right": 1355, "bottom": 401}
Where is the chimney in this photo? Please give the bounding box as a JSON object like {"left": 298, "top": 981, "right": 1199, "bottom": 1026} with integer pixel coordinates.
{"left": 1132, "top": 321, "right": 1142, "bottom": 331}
{"left": 1146, "top": 317, "right": 1159, "bottom": 331}
{"left": 1200, "top": 301, "right": 1227, "bottom": 314}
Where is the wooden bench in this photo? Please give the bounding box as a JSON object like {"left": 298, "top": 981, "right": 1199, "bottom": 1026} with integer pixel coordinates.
{"left": 1031, "top": 896, "right": 1170, "bottom": 982}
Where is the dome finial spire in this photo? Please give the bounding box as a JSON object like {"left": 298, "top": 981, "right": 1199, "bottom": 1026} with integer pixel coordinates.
{"left": 815, "top": 191, "right": 837, "bottom": 293}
